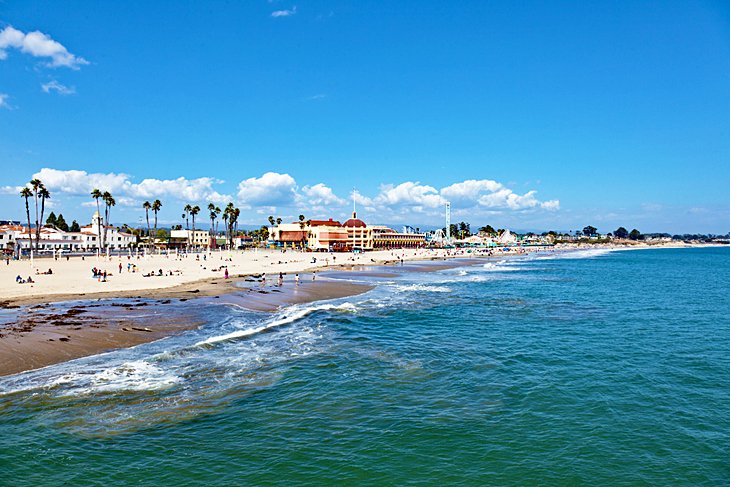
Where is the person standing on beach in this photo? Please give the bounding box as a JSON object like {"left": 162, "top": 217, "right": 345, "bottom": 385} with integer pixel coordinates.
{"left": 119, "top": 262, "right": 122, "bottom": 274}
{"left": 295, "top": 273, "right": 300, "bottom": 286}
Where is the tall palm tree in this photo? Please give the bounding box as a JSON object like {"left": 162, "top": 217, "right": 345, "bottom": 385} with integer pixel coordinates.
{"left": 142, "top": 201, "right": 152, "bottom": 242}
{"left": 276, "top": 217, "right": 282, "bottom": 225}
{"left": 268, "top": 215, "right": 275, "bottom": 227}
{"left": 37, "top": 184, "right": 50, "bottom": 248}
{"left": 208, "top": 203, "right": 216, "bottom": 237}
{"left": 20, "top": 187, "right": 33, "bottom": 252}
{"left": 102, "top": 191, "right": 115, "bottom": 247}
{"left": 214, "top": 206, "right": 221, "bottom": 236}
{"left": 91, "top": 188, "right": 103, "bottom": 250}
{"left": 298, "top": 214, "right": 306, "bottom": 230}
{"left": 183, "top": 204, "right": 192, "bottom": 230}
{"left": 190, "top": 205, "right": 200, "bottom": 248}
{"left": 222, "top": 209, "right": 230, "bottom": 247}
{"left": 152, "top": 199, "right": 162, "bottom": 245}
{"left": 30, "top": 179, "right": 42, "bottom": 248}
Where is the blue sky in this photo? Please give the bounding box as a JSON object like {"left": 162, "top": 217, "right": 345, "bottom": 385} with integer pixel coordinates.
{"left": 1, "top": 1, "right": 729, "bottom": 233}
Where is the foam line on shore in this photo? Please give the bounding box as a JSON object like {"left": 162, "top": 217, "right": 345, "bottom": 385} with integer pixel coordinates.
{"left": 195, "top": 302, "right": 357, "bottom": 347}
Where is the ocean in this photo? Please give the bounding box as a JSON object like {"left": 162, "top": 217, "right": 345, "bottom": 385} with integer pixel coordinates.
{"left": 1, "top": 247, "right": 728, "bottom": 485}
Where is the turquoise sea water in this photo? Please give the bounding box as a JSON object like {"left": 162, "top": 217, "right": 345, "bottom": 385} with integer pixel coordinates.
{"left": 1, "top": 247, "right": 728, "bottom": 485}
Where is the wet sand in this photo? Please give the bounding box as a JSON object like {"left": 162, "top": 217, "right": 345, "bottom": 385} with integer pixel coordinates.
{"left": 0, "top": 277, "right": 372, "bottom": 376}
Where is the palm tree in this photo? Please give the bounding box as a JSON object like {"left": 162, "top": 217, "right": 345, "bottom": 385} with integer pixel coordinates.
{"left": 298, "top": 214, "right": 306, "bottom": 230}
{"left": 214, "top": 206, "right": 221, "bottom": 236}
{"left": 152, "top": 199, "right": 162, "bottom": 245}
{"left": 208, "top": 203, "right": 216, "bottom": 237}
{"left": 268, "top": 215, "right": 275, "bottom": 227}
{"left": 276, "top": 217, "right": 282, "bottom": 225}
{"left": 222, "top": 210, "right": 229, "bottom": 247}
{"left": 91, "top": 188, "right": 102, "bottom": 250}
{"left": 20, "top": 187, "right": 33, "bottom": 252}
{"left": 183, "top": 204, "right": 192, "bottom": 230}
{"left": 190, "top": 205, "right": 200, "bottom": 248}
{"left": 142, "top": 201, "right": 152, "bottom": 242}
{"left": 29, "top": 179, "right": 42, "bottom": 248}
{"left": 102, "top": 191, "right": 115, "bottom": 247}
{"left": 38, "top": 184, "right": 50, "bottom": 248}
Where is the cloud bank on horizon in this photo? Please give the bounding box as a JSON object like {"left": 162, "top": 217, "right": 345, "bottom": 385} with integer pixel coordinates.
{"left": 2, "top": 168, "right": 559, "bottom": 225}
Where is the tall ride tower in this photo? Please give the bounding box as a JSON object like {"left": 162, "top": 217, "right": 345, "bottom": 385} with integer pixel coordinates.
{"left": 445, "top": 201, "right": 451, "bottom": 242}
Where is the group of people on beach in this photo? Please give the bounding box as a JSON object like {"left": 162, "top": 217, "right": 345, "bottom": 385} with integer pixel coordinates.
{"left": 15, "top": 275, "right": 34, "bottom": 284}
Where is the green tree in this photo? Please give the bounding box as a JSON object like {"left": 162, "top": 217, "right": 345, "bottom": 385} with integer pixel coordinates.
{"left": 614, "top": 227, "right": 629, "bottom": 239}
{"left": 70, "top": 220, "right": 80, "bottom": 232}
{"left": 46, "top": 211, "right": 57, "bottom": 226}
{"left": 629, "top": 229, "right": 642, "bottom": 240}
{"left": 56, "top": 213, "right": 69, "bottom": 232}
{"left": 583, "top": 226, "right": 598, "bottom": 237}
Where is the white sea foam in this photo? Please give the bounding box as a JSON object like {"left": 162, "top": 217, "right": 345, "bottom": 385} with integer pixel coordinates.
{"left": 392, "top": 284, "right": 452, "bottom": 293}
{"left": 532, "top": 248, "right": 618, "bottom": 261}
{"left": 195, "top": 302, "right": 357, "bottom": 347}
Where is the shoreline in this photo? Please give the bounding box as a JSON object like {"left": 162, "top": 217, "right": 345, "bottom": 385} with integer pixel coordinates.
{"left": 0, "top": 244, "right": 722, "bottom": 377}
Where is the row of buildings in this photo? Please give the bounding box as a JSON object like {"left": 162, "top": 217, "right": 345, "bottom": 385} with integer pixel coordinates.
{"left": 1, "top": 212, "right": 136, "bottom": 253}
{"left": 270, "top": 212, "right": 427, "bottom": 251}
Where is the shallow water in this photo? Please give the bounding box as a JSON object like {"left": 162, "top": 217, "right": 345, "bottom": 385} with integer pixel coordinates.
{"left": 1, "top": 247, "right": 729, "bottom": 485}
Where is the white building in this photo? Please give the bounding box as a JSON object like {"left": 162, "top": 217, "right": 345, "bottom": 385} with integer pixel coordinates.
{"left": 170, "top": 229, "right": 210, "bottom": 249}
{"left": 9, "top": 212, "right": 136, "bottom": 252}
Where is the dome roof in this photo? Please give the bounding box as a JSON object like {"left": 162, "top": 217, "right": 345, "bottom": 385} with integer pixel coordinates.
{"left": 343, "top": 212, "right": 366, "bottom": 228}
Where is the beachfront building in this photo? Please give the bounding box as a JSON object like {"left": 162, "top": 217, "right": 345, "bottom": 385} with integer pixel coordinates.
{"left": 9, "top": 213, "right": 136, "bottom": 253}
{"left": 342, "top": 212, "right": 374, "bottom": 250}
{"left": 80, "top": 212, "right": 136, "bottom": 250}
{"left": 0, "top": 224, "right": 23, "bottom": 254}
{"left": 270, "top": 215, "right": 426, "bottom": 251}
{"left": 372, "top": 226, "right": 427, "bottom": 249}
{"left": 307, "top": 219, "right": 349, "bottom": 251}
{"left": 169, "top": 229, "right": 210, "bottom": 249}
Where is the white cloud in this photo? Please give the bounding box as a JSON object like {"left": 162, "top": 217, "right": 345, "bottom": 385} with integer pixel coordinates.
{"left": 301, "top": 183, "right": 345, "bottom": 206}
{"left": 306, "top": 94, "right": 326, "bottom": 101}
{"left": 41, "top": 80, "right": 75, "bottom": 95}
{"left": 0, "top": 93, "right": 10, "bottom": 109}
{"left": 373, "top": 182, "right": 445, "bottom": 209}
{"left": 237, "top": 172, "right": 297, "bottom": 207}
{"left": 0, "top": 26, "right": 88, "bottom": 69}
{"left": 271, "top": 6, "right": 297, "bottom": 17}
{"left": 441, "top": 179, "right": 503, "bottom": 207}
{"left": 351, "top": 190, "right": 374, "bottom": 207}
{"left": 29, "top": 168, "right": 232, "bottom": 204}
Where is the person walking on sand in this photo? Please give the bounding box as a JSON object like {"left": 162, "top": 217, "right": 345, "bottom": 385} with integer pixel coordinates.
{"left": 119, "top": 262, "right": 122, "bottom": 274}
{"left": 295, "top": 273, "right": 300, "bottom": 286}
{"left": 224, "top": 268, "right": 229, "bottom": 279}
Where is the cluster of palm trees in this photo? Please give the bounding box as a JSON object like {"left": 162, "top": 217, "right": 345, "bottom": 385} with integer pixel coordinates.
{"left": 142, "top": 199, "right": 163, "bottom": 243}
{"left": 223, "top": 203, "right": 240, "bottom": 249}
{"left": 90, "top": 189, "right": 117, "bottom": 249}
{"left": 18, "top": 178, "right": 51, "bottom": 251}
{"left": 138, "top": 199, "right": 242, "bottom": 250}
